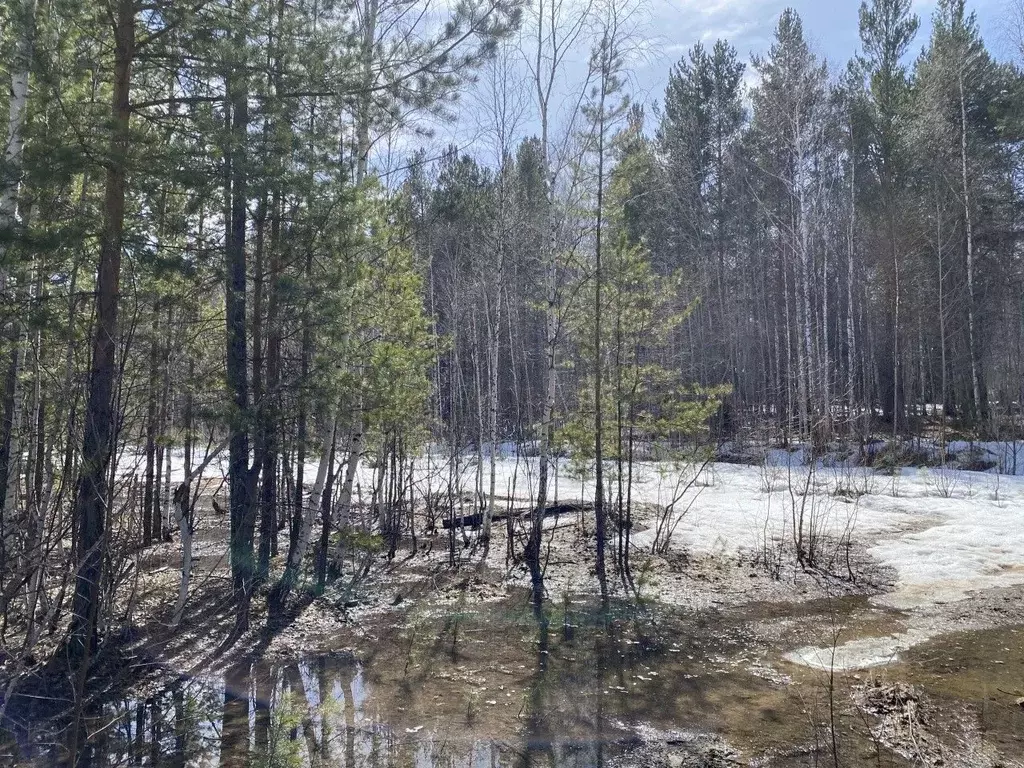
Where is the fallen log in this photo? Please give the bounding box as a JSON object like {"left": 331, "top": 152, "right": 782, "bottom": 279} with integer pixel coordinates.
{"left": 441, "top": 501, "right": 593, "bottom": 531}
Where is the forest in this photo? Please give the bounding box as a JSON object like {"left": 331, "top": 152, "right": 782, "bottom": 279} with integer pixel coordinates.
{"left": 0, "top": 0, "right": 1023, "bottom": 764}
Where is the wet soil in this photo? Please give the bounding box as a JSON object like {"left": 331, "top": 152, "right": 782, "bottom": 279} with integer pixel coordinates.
{"left": 2, "top": 499, "right": 1022, "bottom": 767}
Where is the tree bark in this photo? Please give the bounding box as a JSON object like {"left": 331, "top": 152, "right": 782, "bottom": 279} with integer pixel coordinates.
{"left": 958, "top": 65, "right": 984, "bottom": 425}
{"left": 225, "top": 9, "right": 256, "bottom": 622}
{"left": 170, "top": 435, "right": 229, "bottom": 627}
{"left": 593, "top": 44, "right": 609, "bottom": 606}
{"left": 0, "top": 0, "right": 38, "bottom": 576}
{"left": 67, "top": 0, "right": 134, "bottom": 681}
{"left": 142, "top": 307, "right": 159, "bottom": 546}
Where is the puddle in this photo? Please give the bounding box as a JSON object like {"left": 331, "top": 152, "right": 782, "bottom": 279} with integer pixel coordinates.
{"left": 890, "top": 625, "right": 1024, "bottom": 762}
{"left": 785, "top": 629, "right": 929, "bottom": 670}
{"left": 4, "top": 653, "right": 629, "bottom": 767}
{"left": 0, "top": 596, "right": 966, "bottom": 767}
{"left": 747, "top": 595, "right": 914, "bottom": 671}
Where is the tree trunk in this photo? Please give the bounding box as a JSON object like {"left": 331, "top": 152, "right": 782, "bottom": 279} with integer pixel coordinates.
{"left": 275, "top": 419, "right": 335, "bottom": 607}
{"left": 846, "top": 113, "right": 858, "bottom": 434}
{"left": 270, "top": 245, "right": 312, "bottom": 615}
{"left": 67, "top": 0, "right": 134, "bottom": 682}
{"left": 958, "top": 67, "right": 984, "bottom": 426}
{"left": 936, "top": 193, "right": 948, "bottom": 445}
{"left": 259, "top": 191, "right": 282, "bottom": 567}
{"left": 356, "top": 0, "right": 379, "bottom": 181}
{"left": 312, "top": 422, "right": 339, "bottom": 592}
{"left": 593, "top": 60, "right": 608, "bottom": 606}
{"left": 483, "top": 291, "right": 499, "bottom": 546}
{"left": 335, "top": 415, "right": 364, "bottom": 546}
{"left": 252, "top": 189, "right": 268, "bottom": 581}
{"left": 225, "top": 13, "right": 256, "bottom": 623}
{"left": 170, "top": 484, "right": 194, "bottom": 627}
{"left": 142, "top": 308, "right": 159, "bottom": 546}
{"left": 169, "top": 436, "right": 229, "bottom": 627}
{"left": 530, "top": 240, "right": 556, "bottom": 604}
{"left": 0, "top": 0, "right": 36, "bottom": 242}
{"left": 0, "top": 0, "right": 37, "bottom": 580}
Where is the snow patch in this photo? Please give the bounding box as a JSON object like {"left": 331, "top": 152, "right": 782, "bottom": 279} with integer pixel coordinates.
{"left": 784, "top": 629, "right": 935, "bottom": 671}
{"left": 116, "top": 444, "right": 1024, "bottom": 668}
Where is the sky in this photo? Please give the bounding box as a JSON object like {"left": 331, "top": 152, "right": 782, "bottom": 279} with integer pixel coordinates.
{"left": 634, "top": 0, "right": 1015, "bottom": 106}
{"left": 381, "top": 0, "right": 1017, "bottom": 173}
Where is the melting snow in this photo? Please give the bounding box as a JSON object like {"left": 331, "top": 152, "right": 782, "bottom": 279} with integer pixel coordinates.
{"left": 119, "top": 442, "right": 1024, "bottom": 668}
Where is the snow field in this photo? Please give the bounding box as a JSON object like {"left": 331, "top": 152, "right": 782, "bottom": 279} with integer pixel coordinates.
{"left": 119, "top": 444, "right": 1024, "bottom": 668}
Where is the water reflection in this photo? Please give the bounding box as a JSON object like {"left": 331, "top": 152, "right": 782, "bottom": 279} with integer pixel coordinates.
{"left": 4, "top": 600, "right": 719, "bottom": 767}
{"left": 21, "top": 658, "right": 551, "bottom": 766}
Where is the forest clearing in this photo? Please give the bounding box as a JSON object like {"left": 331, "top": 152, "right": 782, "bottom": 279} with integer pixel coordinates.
{"left": 1, "top": 0, "right": 1024, "bottom": 763}
{"left": 4, "top": 444, "right": 1024, "bottom": 766}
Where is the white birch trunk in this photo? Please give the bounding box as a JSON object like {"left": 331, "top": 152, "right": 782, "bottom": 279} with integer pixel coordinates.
{"left": 170, "top": 434, "right": 230, "bottom": 627}
{"left": 336, "top": 415, "right": 364, "bottom": 531}
{"left": 0, "top": 0, "right": 36, "bottom": 245}
{"left": 937, "top": 194, "right": 948, "bottom": 447}
{"left": 846, "top": 112, "right": 857, "bottom": 429}
{"left": 0, "top": 0, "right": 37, "bottom": 534}
{"left": 485, "top": 296, "right": 499, "bottom": 543}
{"left": 796, "top": 121, "right": 814, "bottom": 442}
{"left": 288, "top": 418, "right": 337, "bottom": 577}
{"left": 170, "top": 489, "right": 193, "bottom": 627}
{"left": 958, "top": 67, "right": 982, "bottom": 420}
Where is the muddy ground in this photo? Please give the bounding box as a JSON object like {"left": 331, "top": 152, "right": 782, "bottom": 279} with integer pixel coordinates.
{"left": 4, "top": 488, "right": 1023, "bottom": 768}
